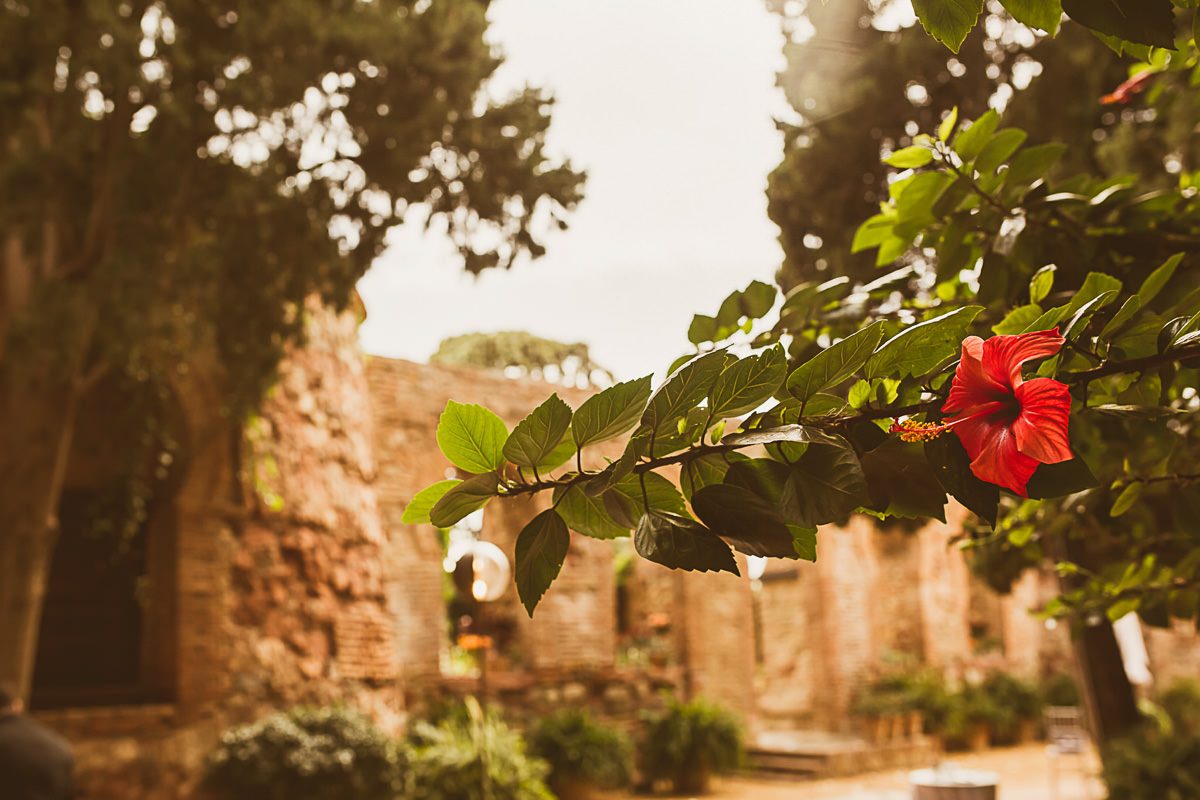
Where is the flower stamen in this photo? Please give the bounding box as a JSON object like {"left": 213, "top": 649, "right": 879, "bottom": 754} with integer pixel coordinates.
{"left": 889, "top": 418, "right": 949, "bottom": 443}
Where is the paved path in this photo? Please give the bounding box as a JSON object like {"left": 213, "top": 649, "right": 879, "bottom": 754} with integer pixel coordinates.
{"left": 615, "top": 744, "right": 1104, "bottom": 800}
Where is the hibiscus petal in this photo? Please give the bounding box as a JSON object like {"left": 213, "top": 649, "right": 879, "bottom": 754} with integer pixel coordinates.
{"left": 1012, "top": 378, "right": 1073, "bottom": 464}
{"left": 943, "top": 336, "right": 1008, "bottom": 414}
{"left": 980, "top": 328, "right": 1065, "bottom": 389}
{"left": 952, "top": 413, "right": 1041, "bottom": 497}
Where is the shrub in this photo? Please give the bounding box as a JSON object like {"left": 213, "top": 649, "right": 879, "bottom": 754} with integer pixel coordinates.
{"left": 980, "top": 672, "right": 1041, "bottom": 744}
{"left": 527, "top": 709, "right": 632, "bottom": 792}
{"left": 942, "top": 685, "right": 1003, "bottom": 751}
{"left": 639, "top": 698, "right": 742, "bottom": 792}
{"left": 851, "top": 668, "right": 951, "bottom": 732}
{"left": 1103, "top": 681, "right": 1200, "bottom": 800}
{"left": 1041, "top": 672, "right": 1081, "bottom": 707}
{"left": 205, "top": 706, "right": 406, "bottom": 800}
{"left": 408, "top": 698, "right": 552, "bottom": 800}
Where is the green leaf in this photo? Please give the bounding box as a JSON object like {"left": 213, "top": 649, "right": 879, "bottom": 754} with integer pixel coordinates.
{"left": 1003, "top": 143, "right": 1067, "bottom": 190}
{"left": 1026, "top": 457, "right": 1099, "bottom": 499}
{"left": 692, "top": 484, "right": 809, "bottom": 559}
{"left": 860, "top": 439, "right": 948, "bottom": 521}
{"left": 681, "top": 454, "right": 732, "bottom": 501}
{"left": 642, "top": 350, "right": 727, "bottom": 435}
{"left": 708, "top": 346, "right": 787, "bottom": 419}
{"left": 429, "top": 472, "right": 500, "bottom": 528}
{"left": 610, "top": 473, "right": 688, "bottom": 524}
{"left": 896, "top": 171, "right": 955, "bottom": 222}
{"left": 1137, "top": 253, "right": 1183, "bottom": 306}
{"left": 1029, "top": 264, "right": 1056, "bottom": 305}
{"left": 402, "top": 480, "right": 461, "bottom": 525}
{"left": 688, "top": 314, "right": 718, "bottom": 345}
{"left": 436, "top": 401, "right": 509, "bottom": 474}
{"left": 1110, "top": 482, "right": 1143, "bottom": 518}
{"left": 721, "top": 424, "right": 845, "bottom": 449}
{"left": 1000, "top": 0, "right": 1062, "bottom": 33}
{"left": 938, "top": 106, "right": 960, "bottom": 141}
{"left": 852, "top": 214, "right": 897, "bottom": 253}
{"left": 1064, "top": 289, "right": 1119, "bottom": 339}
{"left": 864, "top": 306, "right": 984, "bottom": 380}
{"left": 1021, "top": 303, "right": 1069, "bottom": 333}
{"left": 554, "top": 484, "right": 630, "bottom": 540}
{"left": 784, "top": 438, "right": 869, "bottom": 526}
{"left": 573, "top": 375, "right": 654, "bottom": 449}
{"left": 584, "top": 432, "right": 648, "bottom": 496}
{"left": 885, "top": 145, "right": 934, "bottom": 169}
{"left": 913, "top": 0, "right": 984, "bottom": 52}
{"left": 515, "top": 509, "right": 570, "bottom": 616}
{"left": 975, "top": 129, "right": 1028, "bottom": 175}
{"left": 504, "top": 394, "right": 573, "bottom": 469}
{"left": 536, "top": 428, "right": 577, "bottom": 471}
{"left": 954, "top": 110, "right": 1000, "bottom": 161}
{"left": 993, "top": 304, "right": 1043, "bottom": 335}
{"left": 1061, "top": 0, "right": 1176, "bottom": 48}
{"left": 787, "top": 321, "right": 886, "bottom": 401}
{"left": 1099, "top": 296, "right": 1141, "bottom": 343}
{"left": 925, "top": 434, "right": 999, "bottom": 527}
{"left": 634, "top": 511, "right": 739, "bottom": 575}
{"left": 741, "top": 280, "right": 777, "bottom": 318}
{"left": 1064, "top": 272, "right": 1124, "bottom": 319}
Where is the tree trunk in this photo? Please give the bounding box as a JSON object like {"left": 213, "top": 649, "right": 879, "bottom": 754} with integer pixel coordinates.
{"left": 1062, "top": 536, "right": 1141, "bottom": 747}
{"left": 0, "top": 368, "right": 80, "bottom": 701}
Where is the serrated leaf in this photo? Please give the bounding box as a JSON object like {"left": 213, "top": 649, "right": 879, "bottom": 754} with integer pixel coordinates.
{"left": 885, "top": 145, "right": 935, "bottom": 168}
{"left": 721, "top": 424, "right": 844, "bottom": 449}
{"left": 429, "top": 472, "right": 500, "bottom": 528}
{"left": 852, "top": 214, "right": 897, "bottom": 253}
{"left": 436, "top": 401, "right": 508, "bottom": 474}
{"left": 692, "top": 483, "right": 808, "bottom": 559}
{"left": 709, "top": 346, "right": 787, "bottom": 419}
{"left": 1110, "top": 482, "right": 1143, "bottom": 518}
{"left": 402, "top": 480, "right": 461, "bottom": 525}
{"left": 634, "top": 511, "right": 739, "bottom": 575}
{"left": 1000, "top": 0, "right": 1062, "bottom": 33}
{"left": 783, "top": 438, "right": 869, "bottom": 526}
{"left": 585, "top": 431, "right": 649, "bottom": 496}
{"left": 515, "top": 509, "right": 570, "bottom": 615}
{"left": 913, "top": 0, "right": 984, "bottom": 52}
{"left": 787, "top": 321, "right": 886, "bottom": 401}
{"left": 954, "top": 110, "right": 1000, "bottom": 161}
{"left": 864, "top": 306, "right": 984, "bottom": 380}
{"left": 573, "top": 375, "right": 653, "bottom": 449}
{"left": 554, "top": 484, "right": 629, "bottom": 540}
{"left": 610, "top": 472, "right": 688, "bottom": 523}
{"left": 642, "top": 350, "right": 727, "bottom": 435}
{"left": 504, "top": 394, "right": 573, "bottom": 469}
{"left": 1030, "top": 264, "right": 1056, "bottom": 304}
{"left": 681, "top": 453, "right": 732, "bottom": 501}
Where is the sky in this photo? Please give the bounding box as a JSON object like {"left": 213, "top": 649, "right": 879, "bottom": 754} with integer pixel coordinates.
{"left": 357, "top": 0, "right": 790, "bottom": 380}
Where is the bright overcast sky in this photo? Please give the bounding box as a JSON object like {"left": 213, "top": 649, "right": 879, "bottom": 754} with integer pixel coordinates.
{"left": 358, "top": 0, "right": 789, "bottom": 380}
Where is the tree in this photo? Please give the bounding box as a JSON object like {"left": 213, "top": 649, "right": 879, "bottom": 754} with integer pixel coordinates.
{"left": 431, "top": 331, "right": 612, "bottom": 387}
{"left": 0, "top": 0, "right": 584, "bottom": 699}
{"left": 405, "top": 1, "right": 1200, "bottom": 749}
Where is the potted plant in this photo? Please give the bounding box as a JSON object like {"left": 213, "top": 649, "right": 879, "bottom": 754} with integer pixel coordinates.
{"left": 639, "top": 698, "right": 743, "bottom": 795}
{"left": 982, "top": 672, "right": 1042, "bottom": 745}
{"left": 527, "top": 710, "right": 632, "bottom": 800}
{"left": 943, "top": 686, "right": 1001, "bottom": 752}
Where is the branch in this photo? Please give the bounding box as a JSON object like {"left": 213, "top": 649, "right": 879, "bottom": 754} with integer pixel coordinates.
{"left": 1065, "top": 344, "right": 1200, "bottom": 383}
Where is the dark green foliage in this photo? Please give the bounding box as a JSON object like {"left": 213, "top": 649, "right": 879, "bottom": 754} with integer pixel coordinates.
{"left": 526, "top": 709, "right": 633, "bottom": 792}
{"left": 407, "top": 700, "right": 553, "bottom": 800}
{"left": 1103, "top": 681, "right": 1200, "bottom": 800}
{"left": 942, "top": 684, "right": 1005, "bottom": 750}
{"left": 1041, "top": 673, "right": 1082, "bottom": 707}
{"left": 205, "top": 707, "right": 406, "bottom": 800}
{"left": 431, "top": 332, "right": 610, "bottom": 386}
{"left": 638, "top": 698, "right": 743, "bottom": 785}
{"left": 981, "top": 671, "right": 1042, "bottom": 744}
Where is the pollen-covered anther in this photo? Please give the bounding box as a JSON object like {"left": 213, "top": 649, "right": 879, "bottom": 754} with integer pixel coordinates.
{"left": 888, "top": 418, "right": 947, "bottom": 443}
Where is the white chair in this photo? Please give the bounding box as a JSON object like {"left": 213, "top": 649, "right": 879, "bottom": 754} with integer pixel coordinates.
{"left": 1045, "top": 706, "right": 1090, "bottom": 800}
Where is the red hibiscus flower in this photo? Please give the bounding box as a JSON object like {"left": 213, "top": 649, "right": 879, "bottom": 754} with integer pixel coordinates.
{"left": 893, "top": 328, "right": 1073, "bottom": 496}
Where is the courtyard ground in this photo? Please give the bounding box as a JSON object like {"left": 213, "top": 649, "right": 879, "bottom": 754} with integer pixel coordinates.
{"left": 616, "top": 744, "right": 1104, "bottom": 800}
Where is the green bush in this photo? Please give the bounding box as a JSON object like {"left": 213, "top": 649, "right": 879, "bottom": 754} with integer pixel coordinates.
{"left": 851, "top": 668, "right": 952, "bottom": 732}
{"left": 527, "top": 709, "right": 632, "bottom": 792}
{"left": 980, "top": 672, "right": 1041, "bottom": 744}
{"left": 942, "top": 685, "right": 1003, "bottom": 751}
{"left": 1103, "top": 681, "right": 1200, "bottom": 800}
{"left": 205, "top": 706, "right": 406, "bottom": 800}
{"left": 1041, "top": 672, "right": 1081, "bottom": 707}
{"left": 639, "top": 698, "right": 743, "bottom": 790}
{"left": 408, "top": 698, "right": 552, "bottom": 800}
